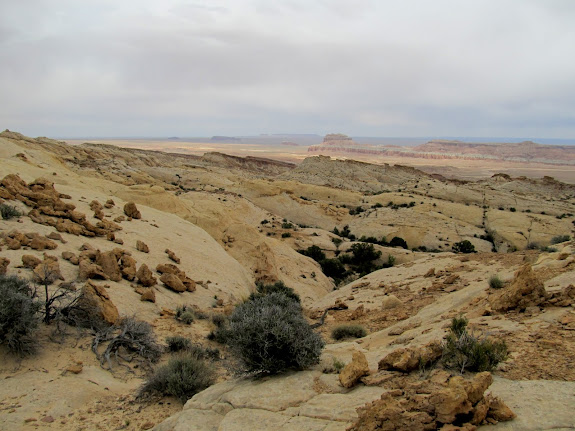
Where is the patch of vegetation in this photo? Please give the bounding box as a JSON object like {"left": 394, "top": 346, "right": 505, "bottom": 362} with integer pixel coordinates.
{"left": 0, "top": 203, "right": 21, "bottom": 220}
{"left": 488, "top": 275, "right": 504, "bottom": 289}
{"left": 331, "top": 325, "right": 367, "bottom": 340}
{"left": 249, "top": 281, "right": 301, "bottom": 304}
{"left": 281, "top": 222, "right": 294, "bottom": 229}
{"left": 139, "top": 353, "right": 215, "bottom": 402}
{"left": 389, "top": 236, "right": 408, "bottom": 249}
{"left": 452, "top": 240, "right": 476, "bottom": 254}
{"left": 0, "top": 275, "right": 40, "bottom": 356}
{"left": 551, "top": 235, "right": 571, "bottom": 245}
{"left": 348, "top": 206, "right": 365, "bottom": 215}
{"left": 224, "top": 292, "right": 324, "bottom": 375}
{"left": 166, "top": 335, "right": 192, "bottom": 352}
{"left": 92, "top": 317, "right": 163, "bottom": 370}
{"left": 442, "top": 316, "right": 508, "bottom": 373}
{"left": 175, "top": 306, "right": 195, "bottom": 325}
{"left": 298, "top": 245, "right": 326, "bottom": 262}
{"left": 281, "top": 232, "right": 291, "bottom": 238}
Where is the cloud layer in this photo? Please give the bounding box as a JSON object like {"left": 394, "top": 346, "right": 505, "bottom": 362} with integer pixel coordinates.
{"left": 1, "top": 0, "right": 575, "bottom": 138}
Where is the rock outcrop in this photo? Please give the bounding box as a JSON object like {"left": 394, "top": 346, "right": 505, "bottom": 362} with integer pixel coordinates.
{"left": 378, "top": 342, "right": 442, "bottom": 373}
{"left": 123, "top": 202, "right": 141, "bottom": 219}
{"left": 489, "top": 264, "right": 547, "bottom": 312}
{"left": 339, "top": 351, "right": 370, "bottom": 388}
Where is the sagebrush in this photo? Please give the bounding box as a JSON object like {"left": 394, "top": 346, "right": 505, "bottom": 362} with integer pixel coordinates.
{"left": 331, "top": 325, "right": 367, "bottom": 340}
{"left": 225, "top": 292, "right": 324, "bottom": 375}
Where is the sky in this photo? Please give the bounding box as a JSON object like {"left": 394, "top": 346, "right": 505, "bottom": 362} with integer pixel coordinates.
{"left": 1, "top": 0, "right": 575, "bottom": 139}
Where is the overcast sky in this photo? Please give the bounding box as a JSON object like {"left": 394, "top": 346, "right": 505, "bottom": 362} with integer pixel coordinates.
{"left": 1, "top": 0, "right": 575, "bottom": 138}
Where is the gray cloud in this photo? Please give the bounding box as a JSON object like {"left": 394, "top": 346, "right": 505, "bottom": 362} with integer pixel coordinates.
{"left": 1, "top": 0, "right": 575, "bottom": 138}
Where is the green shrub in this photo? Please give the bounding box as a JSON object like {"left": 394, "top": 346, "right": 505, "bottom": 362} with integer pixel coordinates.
{"left": 0, "top": 275, "right": 40, "bottom": 356}
{"left": 320, "top": 258, "right": 347, "bottom": 280}
{"left": 0, "top": 204, "right": 21, "bottom": 220}
{"left": 139, "top": 353, "right": 215, "bottom": 402}
{"left": 349, "top": 243, "right": 381, "bottom": 264}
{"left": 331, "top": 325, "right": 367, "bottom": 340}
{"left": 551, "top": 235, "right": 571, "bottom": 245}
{"left": 175, "top": 306, "right": 195, "bottom": 324}
{"left": 389, "top": 236, "right": 408, "bottom": 249}
{"left": 281, "top": 232, "right": 291, "bottom": 238}
{"left": 281, "top": 222, "right": 294, "bottom": 229}
{"left": 225, "top": 292, "right": 324, "bottom": 375}
{"left": 488, "top": 275, "right": 504, "bottom": 289}
{"left": 166, "top": 336, "right": 192, "bottom": 352}
{"left": 442, "top": 316, "right": 507, "bottom": 373}
{"left": 298, "top": 245, "right": 326, "bottom": 262}
{"left": 249, "top": 281, "right": 300, "bottom": 304}
{"left": 211, "top": 313, "right": 227, "bottom": 328}
{"left": 452, "top": 240, "right": 476, "bottom": 253}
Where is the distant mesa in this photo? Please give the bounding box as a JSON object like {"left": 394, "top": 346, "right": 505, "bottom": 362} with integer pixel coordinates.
{"left": 167, "top": 137, "right": 180, "bottom": 140}
{"left": 309, "top": 133, "right": 382, "bottom": 155}
{"left": 323, "top": 133, "right": 354, "bottom": 144}
{"left": 281, "top": 141, "right": 299, "bottom": 147}
{"left": 210, "top": 136, "right": 241, "bottom": 143}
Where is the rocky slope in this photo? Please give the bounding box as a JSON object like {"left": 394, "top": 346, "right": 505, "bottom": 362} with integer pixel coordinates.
{"left": 0, "top": 130, "right": 574, "bottom": 430}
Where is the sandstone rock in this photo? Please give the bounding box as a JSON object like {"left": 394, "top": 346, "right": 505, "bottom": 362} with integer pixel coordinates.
{"left": 489, "top": 264, "right": 546, "bottom": 312}
{"left": 46, "top": 232, "right": 65, "bottom": 243}
{"left": 156, "top": 263, "right": 182, "bottom": 275}
{"left": 140, "top": 288, "right": 156, "bottom": 302}
{"left": 351, "top": 304, "right": 365, "bottom": 320}
{"left": 381, "top": 295, "right": 402, "bottom": 310}
{"left": 33, "top": 259, "right": 64, "bottom": 284}
{"left": 96, "top": 251, "right": 122, "bottom": 282}
{"left": 78, "top": 258, "right": 108, "bottom": 281}
{"left": 89, "top": 200, "right": 103, "bottom": 212}
{"left": 431, "top": 376, "right": 474, "bottom": 423}
{"left": 120, "top": 255, "right": 137, "bottom": 281}
{"left": 464, "top": 372, "right": 493, "bottom": 405}
{"left": 66, "top": 363, "right": 83, "bottom": 374}
{"left": 137, "top": 264, "right": 156, "bottom": 287}
{"left": 165, "top": 248, "right": 181, "bottom": 264}
{"left": 378, "top": 342, "right": 442, "bottom": 373}
{"left": 75, "top": 281, "right": 119, "bottom": 325}
{"left": 29, "top": 236, "right": 58, "bottom": 251}
{"left": 124, "top": 202, "right": 141, "bottom": 219}
{"left": 61, "top": 251, "right": 79, "bottom": 264}
{"left": 424, "top": 268, "right": 435, "bottom": 277}
{"left": 22, "top": 254, "right": 42, "bottom": 269}
{"left": 443, "top": 274, "right": 460, "bottom": 285}
{"left": 104, "top": 199, "right": 115, "bottom": 209}
{"left": 160, "top": 273, "right": 187, "bottom": 293}
{"left": 339, "top": 351, "right": 370, "bottom": 388}
{"left": 136, "top": 240, "right": 149, "bottom": 253}
{"left": 0, "top": 257, "right": 9, "bottom": 275}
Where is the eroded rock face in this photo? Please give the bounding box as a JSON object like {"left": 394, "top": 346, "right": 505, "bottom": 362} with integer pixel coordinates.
{"left": 124, "top": 202, "right": 141, "bottom": 219}
{"left": 378, "top": 342, "right": 442, "bottom": 373}
{"left": 489, "top": 264, "right": 547, "bottom": 312}
{"left": 339, "top": 351, "right": 370, "bottom": 388}
{"left": 120, "top": 254, "right": 137, "bottom": 281}
{"left": 96, "top": 251, "right": 122, "bottom": 282}
{"left": 136, "top": 240, "right": 149, "bottom": 253}
{"left": 22, "top": 254, "right": 42, "bottom": 269}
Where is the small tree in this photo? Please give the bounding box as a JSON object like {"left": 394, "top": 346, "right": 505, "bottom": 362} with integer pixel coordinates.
{"left": 452, "top": 240, "right": 476, "bottom": 254}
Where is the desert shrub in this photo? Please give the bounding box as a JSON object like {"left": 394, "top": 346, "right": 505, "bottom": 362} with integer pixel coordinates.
{"left": 92, "top": 317, "right": 163, "bottom": 370}
{"left": 389, "top": 236, "right": 408, "bottom": 249}
{"left": 331, "top": 325, "right": 367, "bottom": 340}
{"left": 320, "top": 258, "right": 347, "bottom": 280}
{"left": 0, "top": 203, "right": 21, "bottom": 220}
{"left": 139, "top": 353, "right": 215, "bottom": 402}
{"left": 452, "top": 240, "right": 476, "bottom": 253}
{"left": 349, "top": 243, "right": 381, "bottom": 264}
{"left": 166, "top": 336, "right": 192, "bottom": 352}
{"left": 281, "top": 232, "right": 291, "bottom": 238}
{"left": 225, "top": 292, "right": 324, "bottom": 375}
{"left": 175, "top": 306, "right": 195, "bottom": 324}
{"left": 281, "top": 222, "right": 294, "bottom": 229}
{"left": 488, "top": 275, "right": 504, "bottom": 289}
{"left": 322, "top": 357, "right": 346, "bottom": 374}
{"left": 551, "top": 235, "right": 571, "bottom": 245}
{"left": 526, "top": 242, "right": 540, "bottom": 250}
{"left": 298, "top": 245, "right": 326, "bottom": 263}
{"left": 0, "top": 275, "right": 40, "bottom": 356}
{"left": 211, "top": 313, "right": 227, "bottom": 328}
{"left": 442, "top": 316, "right": 507, "bottom": 373}
{"left": 249, "top": 281, "right": 301, "bottom": 304}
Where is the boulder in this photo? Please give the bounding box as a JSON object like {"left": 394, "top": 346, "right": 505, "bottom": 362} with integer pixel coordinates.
{"left": 123, "top": 202, "right": 141, "bottom": 219}
{"left": 339, "top": 351, "right": 370, "bottom": 388}
{"left": 22, "top": 254, "right": 42, "bottom": 269}
{"left": 96, "top": 251, "right": 122, "bottom": 282}
{"left": 165, "top": 248, "right": 181, "bottom": 264}
{"left": 160, "top": 273, "right": 187, "bottom": 293}
{"left": 489, "top": 264, "right": 546, "bottom": 312}
{"left": 120, "top": 255, "right": 137, "bottom": 281}
{"left": 33, "top": 259, "right": 64, "bottom": 284}
{"left": 78, "top": 258, "right": 107, "bottom": 281}
{"left": 76, "top": 281, "right": 119, "bottom": 326}
{"left": 136, "top": 240, "right": 149, "bottom": 253}
{"left": 136, "top": 264, "right": 156, "bottom": 287}
{"left": 140, "top": 288, "right": 156, "bottom": 302}
{"left": 378, "top": 342, "right": 442, "bottom": 373}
